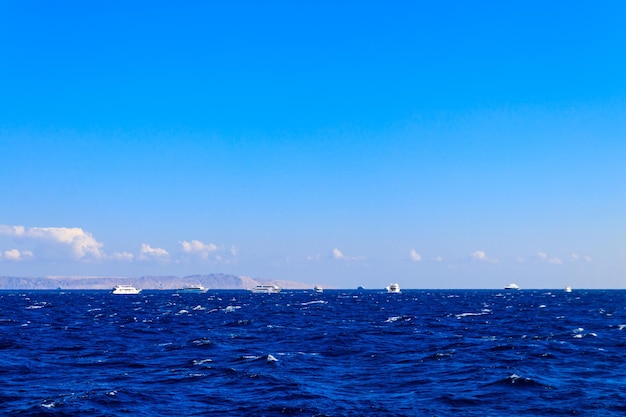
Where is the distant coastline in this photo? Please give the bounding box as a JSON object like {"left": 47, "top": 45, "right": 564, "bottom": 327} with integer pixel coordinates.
{"left": 0, "top": 274, "right": 313, "bottom": 290}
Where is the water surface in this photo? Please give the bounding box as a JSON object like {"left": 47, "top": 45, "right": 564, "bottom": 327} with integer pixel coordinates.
{"left": 1, "top": 289, "right": 625, "bottom": 416}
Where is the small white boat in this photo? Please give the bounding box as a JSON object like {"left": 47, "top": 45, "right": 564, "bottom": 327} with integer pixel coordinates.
{"left": 250, "top": 284, "right": 281, "bottom": 294}
{"left": 564, "top": 286, "right": 572, "bottom": 293}
{"left": 504, "top": 283, "right": 520, "bottom": 290}
{"left": 111, "top": 285, "right": 141, "bottom": 295}
{"left": 386, "top": 283, "right": 401, "bottom": 293}
{"left": 177, "top": 284, "right": 208, "bottom": 294}
{"left": 314, "top": 285, "right": 323, "bottom": 293}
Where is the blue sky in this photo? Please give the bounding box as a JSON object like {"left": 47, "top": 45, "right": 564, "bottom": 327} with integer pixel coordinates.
{"left": 1, "top": 1, "right": 625, "bottom": 288}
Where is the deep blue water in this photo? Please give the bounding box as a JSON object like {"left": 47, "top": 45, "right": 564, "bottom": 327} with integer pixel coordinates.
{"left": 2, "top": 289, "right": 626, "bottom": 416}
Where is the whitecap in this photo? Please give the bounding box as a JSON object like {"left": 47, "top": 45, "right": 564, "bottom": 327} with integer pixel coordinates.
{"left": 301, "top": 300, "right": 327, "bottom": 306}
{"left": 192, "top": 338, "right": 212, "bottom": 346}
{"left": 266, "top": 354, "right": 278, "bottom": 363}
{"left": 223, "top": 305, "right": 241, "bottom": 313}
{"left": 385, "top": 316, "right": 402, "bottom": 323}
{"left": 455, "top": 312, "right": 488, "bottom": 319}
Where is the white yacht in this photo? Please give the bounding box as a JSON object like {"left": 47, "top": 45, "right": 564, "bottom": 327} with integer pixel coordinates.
{"left": 386, "top": 283, "right": 401, "bottom": 293}
{"left": 504, "top": 283, "right": 520, "bottom": 290}
{"left": 176, "top": 284, "right": 208, "bottom": 294}
{"left": 564, "top": 286, "right": 572, "bottom": 293}
{"left": 250, "top": 284, "right": 281, "bottom": 294}
{"left": 111, "top": 285, "right": 141, "bottom": 295}
{"left": 314, "top": 285, "right": 323, "bottom": 293}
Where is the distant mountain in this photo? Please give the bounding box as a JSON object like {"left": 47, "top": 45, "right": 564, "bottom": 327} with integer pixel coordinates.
{"left": 0, "top": 274, "right": 313, "bottom": 290}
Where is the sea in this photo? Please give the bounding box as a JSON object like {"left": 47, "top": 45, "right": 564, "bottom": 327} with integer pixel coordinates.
{"left": 1, "top": 289, "right": 626, "bottom": 416}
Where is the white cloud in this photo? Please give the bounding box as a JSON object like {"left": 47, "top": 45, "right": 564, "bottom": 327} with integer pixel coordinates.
{"left": 4, "top": 249, "right": 20, "bottom": 261}
{"left": 471, "top": 250, "right": 497, "bottom": 262}
{"left": 0, "top": 224, "right": 242, "bottom": 267}
{"left": 471, "top": 250, "right": 488, "bottom": 261}
{"left": 570, "top": 253, "right": 592, "bottom": 263}
{"left": 471, "top": 250, "right": 487, "bottom": 261}
{"left": 28, "top": 227, "right": 103, "bottom": 259}
{"left": 180, "top": 240, "right": 218, "bottom": 259}
{"left": 0, "top": 225, "right": 25, "bottom": 236}
{"left": 0, "top": 225, "right": 103, "bottom": 260}
{"left": 2, "top": 249, "right": 34, "bottom": 261}
{"left": 331, "top": 247, "right": 365, "bottom": 261}
{"left": 432, "top": 256, "right": 443, "bottom": 262}
{"left": 110, "top": 251, "right": 134, "bottom": 262}
{"left": 178, "top": 240, "right": 238, "bottom": 264}
{"left": 537, "top": 252, "right": 562, "bottom": 265}
{"left": 409, "top": 249, "right": 422, "bottom": 262}
{"left": 139, "top": 243, "right": 169, "bottom": 260}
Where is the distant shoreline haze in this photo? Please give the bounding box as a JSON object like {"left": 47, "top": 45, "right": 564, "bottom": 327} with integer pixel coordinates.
{"left": 0, "top": 274, "right": 314, "bottom": 290}
{"left": 0, "top": 277, "right": 610, "bottom": 290}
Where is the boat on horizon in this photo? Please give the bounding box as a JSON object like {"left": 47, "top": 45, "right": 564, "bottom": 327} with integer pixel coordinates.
{"left": 565, "top": 286, "right": 572, "bottom": 293}
{"left": 250, "top": 284, "right": 281, "bottom": 294}
{"left": 386, "top": 283, "right": 401, "bottom": 293}
{"left": 504, "top": 283, "right": 520, "bottom": 290}
{"left": 314, "top": 285, "right": 323, "bottom": 293}
{"left": 111, "top": 285, "right": 141, "bottom": 295}
{"left": 176, "top": 284, "right": 208, "bottom": 294}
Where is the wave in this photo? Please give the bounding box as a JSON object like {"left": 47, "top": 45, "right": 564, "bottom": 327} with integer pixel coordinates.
{"left": 485, "top": 373, "right": 555, "bottom": 390}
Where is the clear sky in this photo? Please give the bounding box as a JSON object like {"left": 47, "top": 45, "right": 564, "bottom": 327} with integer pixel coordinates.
{"left": 1, "top": 1, "right": 625, "bottom": 288}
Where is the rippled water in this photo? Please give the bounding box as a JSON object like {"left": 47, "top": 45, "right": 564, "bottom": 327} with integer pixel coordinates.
{"left": 1, "top": 289, "right": 626, "bottom": 416}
